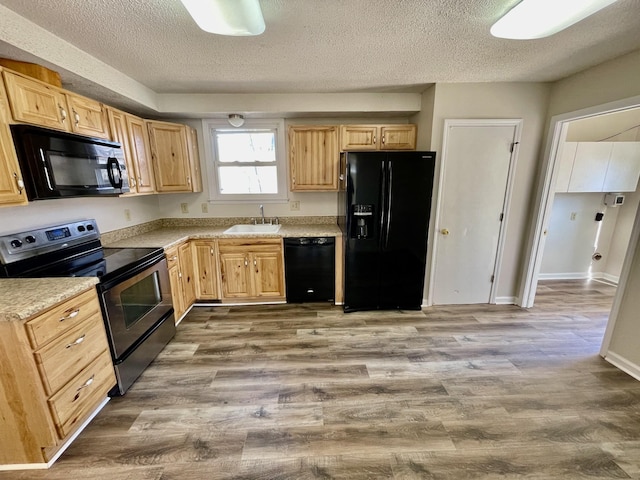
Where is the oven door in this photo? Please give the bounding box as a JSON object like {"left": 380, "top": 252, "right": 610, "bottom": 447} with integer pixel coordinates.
{"left": 100, "top": 257, "right": 173, "bottom": 360}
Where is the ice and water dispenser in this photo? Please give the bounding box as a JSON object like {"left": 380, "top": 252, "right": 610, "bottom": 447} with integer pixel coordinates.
{"left": 351, "top": 204, "right": 373, "bottom": 239}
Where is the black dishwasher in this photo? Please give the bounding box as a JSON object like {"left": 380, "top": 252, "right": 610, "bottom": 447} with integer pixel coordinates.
{"left": 284, "top": 237, "right": 335, "bottom": 302}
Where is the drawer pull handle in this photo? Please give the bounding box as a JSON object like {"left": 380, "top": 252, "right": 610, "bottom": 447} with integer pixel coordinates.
{"left": 73, "top": 375, "right": 95, "bottom": 402}
{"left": 59, "top": 309, "right": 80, "bottom": 322}
{"left": 171, "top": 255, "right": 178, "bottom": 261}
{"left": 66, "top": 334, "right": 86, "bottom": 348}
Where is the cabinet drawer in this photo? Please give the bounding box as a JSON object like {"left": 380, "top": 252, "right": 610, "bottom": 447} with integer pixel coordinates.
{"left": 35, "top": 315, "right": 110, "bottom": 395}
{"left": 25, "top": 289, "right": 101, "bottom": 349}
{"left": 165, "top": 245, "right": 179, "bottom": 269}
{"left": 48, "top": 349, "right": 115, "bottom": 438}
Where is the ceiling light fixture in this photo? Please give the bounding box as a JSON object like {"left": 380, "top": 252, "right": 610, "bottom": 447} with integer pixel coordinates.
{"left": 179, "top": 0, "right": 265, "bottom": 36}
{"left": 490, "top": 0, "right": 618, "bottom": 39}
{"left": 228, "top": 114, "right": 245, "bottom": 127}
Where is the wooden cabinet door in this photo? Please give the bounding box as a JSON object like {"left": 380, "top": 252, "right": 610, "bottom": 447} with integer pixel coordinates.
{"left": 289, "top": 126, "right": 339, "bottom": 191}
{"left": 127, "top": 115, "right": 156, "bottom": 194}
{"left": 107, "top": 108, "right": 137, "bottom": 193}
{"left": 0, "top": 79, "right": 27, "bottom": 206}
{"left": 192, "top": 241, "right": 219, "bottom": 300}
{"left": 179, "top": 242, "right": 196, "bottom": 308}
{"left": 252, "top": 251, "right": 285, "bottom": 298}
{"left": 65, "top": 93, "right": 110, "bottom": 139}
{"left": 147, "top": 121, "right": 192, "bottom": 192}
{"left": 186, "top": 126, "right": 203, "bottom": 193}
{"left": 219, "top": 252, "right": 252, "bottom": 298}
{"left": 339, "top": 125, "right": 378, "bottom": 151}
{"left": 2, "top": 70, "right": 68, "bottom": 131}
{"left": 380, "top": 125, "right": 417, "bottom": 150}
{"left": 168, "top": 264, "right": 185, "bottom": 321}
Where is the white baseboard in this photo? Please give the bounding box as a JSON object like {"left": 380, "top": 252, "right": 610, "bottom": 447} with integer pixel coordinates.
{"left": 537, "top": 272, "right": 619, "bottom": 285}
{"left": 538, "top": 272, "right": 591, "bottom": 280}
{"left": 495, "top": 296, "right": 516, "bottom": 305}
{"left": 601, "top": 273, "right": 620, "bottom": 285}
{"left": 604, "top": 351, "right": 640, "bottom": 381}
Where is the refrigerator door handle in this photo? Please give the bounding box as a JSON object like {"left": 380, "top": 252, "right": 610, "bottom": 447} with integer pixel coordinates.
{"left": 384, "top": 161, "right": 393, "bottom": 249}
{"left": 380, "top": 160, "right": 388, "bottom": 247}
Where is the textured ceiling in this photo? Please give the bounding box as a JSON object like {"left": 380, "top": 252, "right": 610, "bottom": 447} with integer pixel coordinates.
{"left": 0, "top": 0, "right": 639, "bottom": 95}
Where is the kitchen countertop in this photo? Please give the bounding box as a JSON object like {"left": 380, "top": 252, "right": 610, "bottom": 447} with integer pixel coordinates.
{"left": 0, "top": 277, "right": 99, "bottom": 322}
{"left": 104, "top": 224, "right": 342, "bottom": 249}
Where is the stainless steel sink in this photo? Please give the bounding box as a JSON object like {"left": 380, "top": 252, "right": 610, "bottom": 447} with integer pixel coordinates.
{"left": 223, "top": 224, "right": 282, "bottom": 234}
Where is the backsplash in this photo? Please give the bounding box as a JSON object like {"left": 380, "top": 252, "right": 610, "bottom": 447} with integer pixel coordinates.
{"left": 100, "top": 216, "right": 338, "bottom": 244}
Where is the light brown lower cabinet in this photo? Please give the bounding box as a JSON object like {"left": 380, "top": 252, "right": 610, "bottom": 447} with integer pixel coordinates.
{"left": 165, "top": 242, "right": 196, "bottom": 323}
{"left": 192, "top": 240, "right": 220, "bottom": 300}
{"left": 0, "top": 288, "right": 115, "bottom": 468}
{"left": 218, "top": 238, "right": 286, "bottom": 301}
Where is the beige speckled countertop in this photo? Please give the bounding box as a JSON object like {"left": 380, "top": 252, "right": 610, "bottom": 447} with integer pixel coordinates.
{"left": 0, "top": 277, "right": 99, "bottom": 322}
{"left": 105, "top": 224, "right": 342, "bottom": 249}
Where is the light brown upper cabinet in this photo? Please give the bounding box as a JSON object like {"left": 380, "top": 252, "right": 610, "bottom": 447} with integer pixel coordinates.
{"left": 107, "top": 108, "right": 156, "bottom": 195}
{"left": 288, "top": 125, "right": 339, "bottom": 191}
{"left": 0, "top": 76, "right": 27, "bottom": 206}
{"left": 340, "top": 124, "right": 417, "bottom": 151}
{"left": 2, "top": 70, "right": 110, "bottom": 139}
{"left": 147, "top": 120, "right": 202, "bottom": 193}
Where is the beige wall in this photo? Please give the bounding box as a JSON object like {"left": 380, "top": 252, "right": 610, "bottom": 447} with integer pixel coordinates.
{"left": 412, "top": 85, "right": 435, "bottom": 151}
{"left": 425, "top": 82, "right": 551, "bottom": 300}
{"left": 548, "top": 49, "right": 640, "bottom": 118}
{"left": 0, "top": 195, "right": 161, "bottom": 235}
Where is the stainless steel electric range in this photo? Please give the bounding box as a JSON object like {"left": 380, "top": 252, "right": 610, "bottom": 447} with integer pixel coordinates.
{"left": 0, "top": 219, "right": 175, "bottom": 395}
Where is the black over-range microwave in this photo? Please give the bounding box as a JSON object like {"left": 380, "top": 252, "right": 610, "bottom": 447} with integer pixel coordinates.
{"left": 10, "top": 125, "right": 130, "bottom": 200}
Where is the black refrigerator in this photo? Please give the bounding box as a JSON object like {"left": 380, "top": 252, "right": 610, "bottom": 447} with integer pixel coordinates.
{"left": 338, "top": 151, "right": 436, "bottom": 312}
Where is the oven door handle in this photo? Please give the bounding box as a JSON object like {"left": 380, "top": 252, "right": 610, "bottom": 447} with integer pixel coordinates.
{"left": 107, "top": 157, "right": 123, "bottom": 189}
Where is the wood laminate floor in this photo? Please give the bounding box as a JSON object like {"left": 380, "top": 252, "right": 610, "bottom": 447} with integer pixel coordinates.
{"left": 5, "top": 279, "right": 640, "bottom": 479}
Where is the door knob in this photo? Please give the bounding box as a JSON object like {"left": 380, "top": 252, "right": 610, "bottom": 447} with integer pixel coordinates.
{"left": 441, "top": 228, "right": 449, "bottom": 236}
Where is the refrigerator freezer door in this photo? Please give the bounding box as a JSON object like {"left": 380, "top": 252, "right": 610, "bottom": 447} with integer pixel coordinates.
{"left": 379, "top": 152, "right": 435, "bottom": 309}
{"left": 344, "top": 152, "right": 385, "bottom": 311}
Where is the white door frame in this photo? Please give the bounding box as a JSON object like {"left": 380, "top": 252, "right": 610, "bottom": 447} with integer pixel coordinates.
{"left": 427, "top": 118, "right": 523, "bottom": 305}
{"left": 519, "top": 94, "right": 640, "bottom": 309}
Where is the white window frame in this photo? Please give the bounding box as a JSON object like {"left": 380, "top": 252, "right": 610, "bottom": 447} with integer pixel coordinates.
{"left": 202, "top": 118, "right": 289, "bottom": 203}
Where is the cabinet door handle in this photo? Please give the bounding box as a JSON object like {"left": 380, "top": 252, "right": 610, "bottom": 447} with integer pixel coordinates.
{"left": 373, "top": 135, "right": 376, "bottom": 144}
{"left": 138, "top": 176, "right": 143, "bottom": 185}
{"left": 210, "top": 248, "right": 214, "bottom": 255}
{"left": 13, "top": 172, "right": 24, "bottom": 193}
{"left": 59, "top": 104, "right": 67, "bottom": 123}
{"left": 381, "top": 135, "right": 385, "bottom": 144}
{"left": 66, "top": 334, "right": 86, "bottom": 349}
{"left": 73, "top": 374, "right": 95, "bottom": 402}
{"left": 244, "top": 258, "right": 248, "bottom": 267}
{"left": 130, "top": 177, "right": 136, "bottom": 188}
{"left": 254, "top": 259, "right": 258, "bottom": 273}
{"left": 73, "top": 109, "right": 80, "bottom": 126}
{"left": 59, "top": 308, "right": 80, "bottom": 322}
{"left": 171, "top": 255, "right": 178, "bottom": 261}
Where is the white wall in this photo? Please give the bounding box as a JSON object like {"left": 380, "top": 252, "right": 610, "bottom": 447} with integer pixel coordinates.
{"left": 604, "top": 190, "right": 640, "bottom": 281}
{"left": 425, "top": 82, "right": 551, "bottom": 301}
{"left": 540, "top": 193, "right": 618, "bottom": 279}
{"left": 0, "top": 195, "right": 161, "bottom": 235}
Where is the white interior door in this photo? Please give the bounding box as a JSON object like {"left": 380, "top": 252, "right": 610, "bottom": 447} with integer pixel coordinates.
{"left": 431, "top": 120, "right": 520, "bottom": 305}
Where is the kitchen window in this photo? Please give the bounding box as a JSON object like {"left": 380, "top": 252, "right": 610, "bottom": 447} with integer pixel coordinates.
{"left": 202, "top": 119, "right": 288, "bottom": 203}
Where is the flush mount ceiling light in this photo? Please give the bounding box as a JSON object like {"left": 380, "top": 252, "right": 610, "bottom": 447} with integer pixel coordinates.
{"left": 179, "top": 0, "right": 265, "bottom": 36}
{"left": 228, "top": 114, "right": 245, "bottom": 127}
{"left": 491, "top": 0, "right": 619, "bottom": 39}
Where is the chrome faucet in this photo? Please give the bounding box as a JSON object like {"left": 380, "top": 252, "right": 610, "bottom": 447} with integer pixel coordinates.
{"left": 259, "top": 204, "right": 265, "bottom": 224}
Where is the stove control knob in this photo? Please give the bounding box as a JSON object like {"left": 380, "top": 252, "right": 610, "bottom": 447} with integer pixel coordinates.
{"left": 25, "top": 235, "right": 36, "bottom": 244}
{"left": 86, "top": 224, "right": 94, "bottom": 231}
{"left": 77, "top": 225, "right": 86, "bottom": 232}
{"left": 10, "top": 239, "right": 22, "bottom": 248}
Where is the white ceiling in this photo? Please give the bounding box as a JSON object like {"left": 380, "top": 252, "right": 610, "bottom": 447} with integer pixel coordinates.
{"left": 0, "top": 0, "right": 639, "bottom": 115}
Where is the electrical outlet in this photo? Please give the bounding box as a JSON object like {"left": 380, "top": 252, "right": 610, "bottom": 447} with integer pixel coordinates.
{"left": 201, "top": 203, "right": 209, "bottom": 213}
{"left": 570, "top": 212, "right": 577, "bottom": 221}
{"left": 124, "top": 208, "right": 131, "bottom": 221}
{"left": 290, "top": 200, "right": 300, "bottom": 211}
{"left": 181, "top": 203, "right": 189, "bottom": 214}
